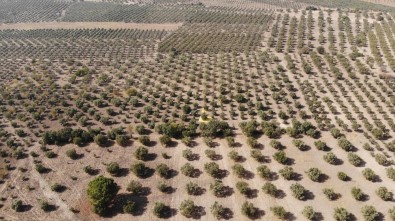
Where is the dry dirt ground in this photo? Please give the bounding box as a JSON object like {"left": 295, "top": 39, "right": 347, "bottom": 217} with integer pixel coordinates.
{"left": 0, "top": 22, "right": 183, "bottom": 31}
{"left": 1, "top": 5, "right": 395, "bottom": 221}
{"left": 362, "top": 0, "right": 395, "bottom": 7}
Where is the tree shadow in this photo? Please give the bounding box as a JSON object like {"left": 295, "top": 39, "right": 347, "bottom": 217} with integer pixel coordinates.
{"left": 111, "top": 193, "right": 148, "bottom": 217}
{"left": 145, "top": 153, "right": 157, "bottom": 161}
{"left": 304, "top": 190, "right": 315, "bottom": 200}
{"left": 246, "top": 188, "right": 258, "bottom": 199}
{"left": 276, "top": 189, "right": 287, "bottom": 199}
{"left": 293, "top": 172, "right": 303, "bottom": 181}
{"left": 21, "top": 204, "right": 33, "bottom": 212}
{"left": 314, "top": 212, "right": 324, "bottom": 221}
{"left": 317, "top": 174, "right": 329, "bottom": 183}
{"left": 242, "top": 170, "right": 255, "bottom": 180}
{"left": 286, "top": 212, "right": 297, "bottom": 221}
{"left": 222, "top": 207, "right": 234, "bottom": 220}
{"left": 189, "top": 169, "right": 202, "bottom": 178}
{"left": 215, "top": 169, "right": 229, "bottom": 179}
{"left": 113, "top": 168, "right": 129, "bottom": 177}
{"left": 191, "top": 206, "right": 206, "bottom": 219}
{"left": 157, "top": 205, "right": 177, "bottom": 219}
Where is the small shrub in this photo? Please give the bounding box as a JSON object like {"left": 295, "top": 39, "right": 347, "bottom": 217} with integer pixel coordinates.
{"left": 338, "top": 138, "right": 353, "bottom": 151}
{"left": 306, "top": 168, "right": 322, "bottom": 182}
{"left": 156, "top": 164, "right": 171, "bottom": 179}
{"left": 257, "top": 165, "right": 271, "bottom": 180}
{"left": 181, "top": 163, "right": 195, "bottom": 177}
{"left": 186, "top": 182, "right": 200, "bottom": 195}
{"left": 324, "top": 152, "right": 337, "bottom": 164}
{"left": 134, "top": 146, "right": 148, "bottom": 161}
{"left": 314, "top": 140, "right": 327, "bottom": 151}
{"left": 210, "top": 180, "right": 227, "bottom": 197}
{"left": 302, "top": 206, "right": 315, "bottom": 220}
{"left": 273, "top": 151, "right": 288, "bottom": 164}
{"left": 106, "top": 162, "right": 120, "bottom": 176}
{"left": 361, "top": 205, "right": 379, "bottom": 221}
{"left": 153, "top": 202, "right": 169, "bottom": 218}
{"left": 66, "top": 149, "right": 78, "bottom": 160}
{"left": 228, "top": 150, "right": 241, "bottom": 162}
{"left": 337, "top": 172, "right": 348, "bottom": 181}
{"left": 236, "top": 181, "right": 249, "bottom": 195}
{"left": 389, "top": 207, "right": 395, "bottom": 221}
{"left": 334, "top": 207, "right": 351, "bottom": 221}
{"left": 126, "top": 180, "right": 143, "bottom": 195}
{"left": 376, "top": 187, "right": 393, "bottom": 201}
{"left": 351, "top": 187, "right": 364, "bottom": 201}
{"left": 290, "top": 183, "right": 305, "bottom": 200}
{"left": 271, "top": 206, "right": 286, "bottom": 220}
{"left": 51, "top": 183, "right": 65, "bottom": 192}
{"left": 204, "top": 162, "right": 220, "bottom": 178}
{"left": 323, "top": 188, "right": 337, "bottom": 200}
{"left": 386, "top": 167, "right": 395, "bottom": 181}
{"left": 362, "top": 168, "right": 377, "bottom": 181}
{"left": 262, "top": 182, "right": 277, "bottom": 197}
{"left": 241, "top": 201, "right": 257, "bottom": 218}
{"left": 179, "top": 199, "right": 195, "bottom": 218}
{"left": 348, "top": 153, "right": 363, "bottom": 166}
{"left": 11, "top": 200, "right": 23, "bottom": 212}
{"left": 279, "top": 166, "right": 294, "bottom": 180}
{"left": 211, "top": 201, "right": 226, "bottom": 220}
{"left": 130, "top": 162, "right": 150, "bottom": 178}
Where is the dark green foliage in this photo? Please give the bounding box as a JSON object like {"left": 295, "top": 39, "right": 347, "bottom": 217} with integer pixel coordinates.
{"left": 106, "top": 162, "right": 120, "bottom": 176}
{"left": 94, "top": 134, "right": 108, "bottom": 147}
{"left": 156, "top": 164, "right": 171, "bottom": 179}
{"left": 42, "top": 127, "right": 96, "bottom": 146}
{"left": 376, "top": 187, "right": 393, "bottom": 201}
{"left": 241, "top": 201, "right": 257, "bottom": 218}
{"left": 66, "top": 148, "right": 78, "bottom": 160}
{"left": 271, "top": 206, "right": 286, "bottom": 219}
{"left": 337, "top": 172, "right": 348, "bottom": 181}
{"left": 211, "top": 201, "right": 226, "bottom": 220}
{"left": 179, "top": 199, "right": 196, "bottom": 218}
{"left": 290, "top": 183, "right": 306, "bottom": 200}
{"left": 159, "top": 135, "right": 172, "bottom": 146}
{"left": 87, "top": 176, "right": 119, "bottom": 215}
{"left": 126, "top": 180, "right": 143, "bottom": 195}
{"left": 273, "top": 151, "right": 288, "bottom": 164}
{"left": 134, "top": 146, "right": 148, "bottom": 161}
{"left": 262, "top": 182, "right": 278, "bottom": 197}
{"left": 361, "top": 205, "right": 379, "bottom": 221}
{"left": 338, "top": 138, "right": 353, "bottom": 151}
{"left": 153, "top": 202, "right": 169, "bottom": 218}
{"left": 323, "top": 188, "right": 337, "bottom": 200}
{"left": 51, "top": 183, "right": 66, "bottom": 192}
{"left": 279, "top": 166, "right": 294, "bottom": 180}
{"left": 200, "top": 120, "right": 231, "bottom": 138}
{"left": 204, "top": 162, "right": 221, "bottom": 178}
{"left": 351, "top": 187, "right": 364, "bottom": 201}
{"left": 130, "top": 162, "right": 150, "bottom": 178}
{"left": 11, "top": 200, "right": 23, "bottom": 212}
{"left": 333, "top": 207, "right": 351, "bottom": 221}
{"left": 306, "top": 168, "right": 322, "bottom": 182}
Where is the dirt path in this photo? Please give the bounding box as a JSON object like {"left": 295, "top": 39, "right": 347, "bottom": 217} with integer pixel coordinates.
{"left": 0, "top": 22, "right": 183, "bottom": 31}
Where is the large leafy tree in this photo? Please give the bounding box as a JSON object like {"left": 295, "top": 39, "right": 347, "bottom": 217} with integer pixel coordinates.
{"left": 87, "top": 176, "right": 120, "bottom": 215}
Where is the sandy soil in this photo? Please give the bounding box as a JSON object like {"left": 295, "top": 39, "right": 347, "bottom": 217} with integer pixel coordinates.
{"left": 0, "top": 22, "right": 183, "bottom": 31}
